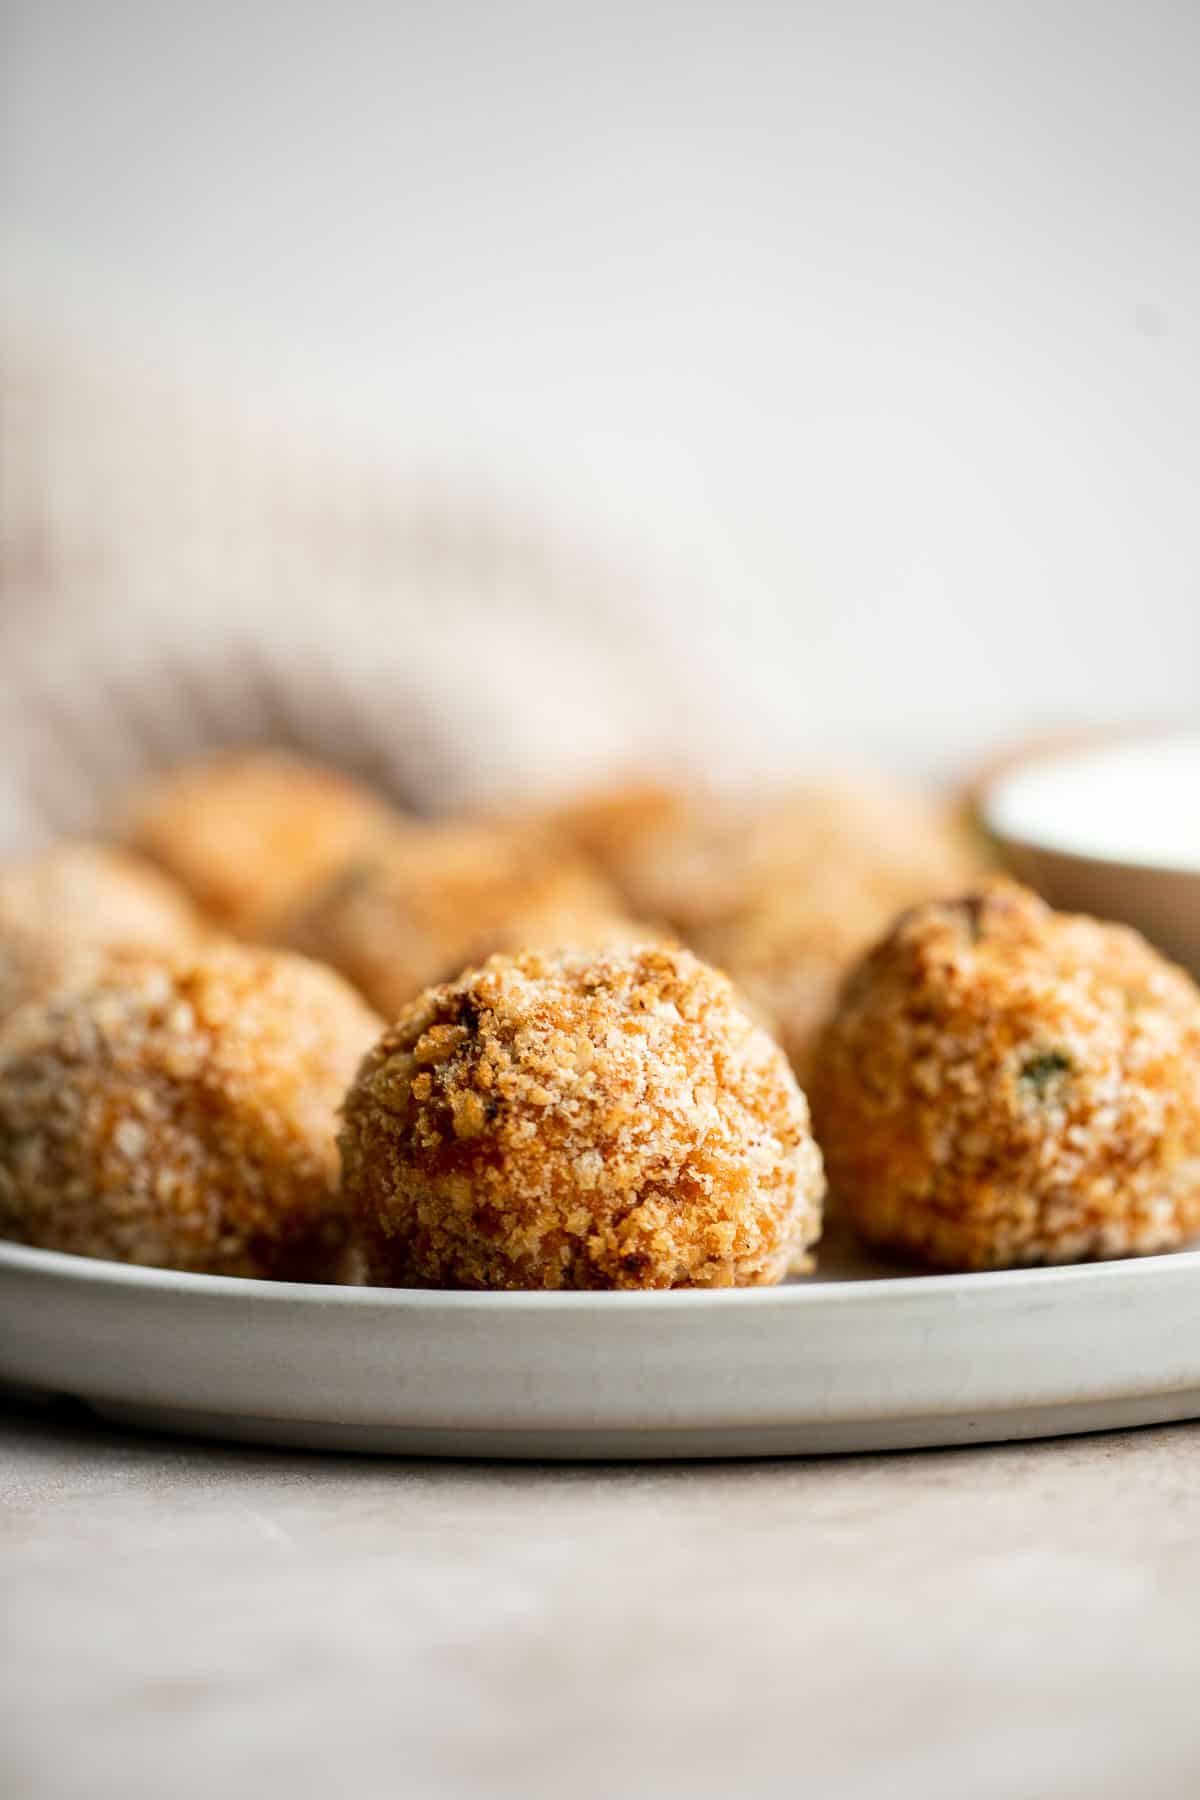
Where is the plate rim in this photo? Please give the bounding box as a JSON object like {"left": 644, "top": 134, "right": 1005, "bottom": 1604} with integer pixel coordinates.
{"left": 5, "top": 1235, "right": 1200, "bottom": 1314}
{"left": 9, "top": 1238, "right": 1200, "bottom": 1456}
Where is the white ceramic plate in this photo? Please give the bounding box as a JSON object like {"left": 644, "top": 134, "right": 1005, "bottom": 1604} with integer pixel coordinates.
{"left": 983, "top": 731, "right": 1200, "bottom": 974}
{"left": 5, "top": 1236, "right": 1200, "bottom": 1458}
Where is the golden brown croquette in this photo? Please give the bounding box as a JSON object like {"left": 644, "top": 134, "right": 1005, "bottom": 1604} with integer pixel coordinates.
{"left": 0, "top": 944, "right": 381, "bottom": 1277}
{"left": 808, "top": 879, "right": 1200, "bottom": 1270}
{"left": 124, "top": 749, "right": 396, "bottom": 937}
{"left": 339, "top": 942, "right": 825, "bottom": 1290}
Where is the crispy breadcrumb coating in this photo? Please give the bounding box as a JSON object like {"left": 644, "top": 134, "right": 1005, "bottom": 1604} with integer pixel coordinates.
{"left": 340, "top": 942, "right": 825, "bottom": 1290}
{"left": 809, "top": 879, "right": 1200, "bottom": 1270}
{"left": 0, "top": 944, "right": 381, "bottom": 1277}
{"left": 278, "top": 821, "right": 639, "bottom": 1021}
{"left": 124, "top": 749, "right": 395, "bottom": 937}
{"left": 0, "top": 843, "right": 204, "bottom": 1024}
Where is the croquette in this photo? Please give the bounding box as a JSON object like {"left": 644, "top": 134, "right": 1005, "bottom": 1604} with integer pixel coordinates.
{"left": 124, "top": 749, "right": 396, "bottom": 937}
{"left": 339, "top": 941, "right": 825, "bottom": 1290}
{"left": 0, "top": 944, "right": 381, "bottom": 1277}
{"left": 808, "top": 879, "right": 1200, "bottom": 1269}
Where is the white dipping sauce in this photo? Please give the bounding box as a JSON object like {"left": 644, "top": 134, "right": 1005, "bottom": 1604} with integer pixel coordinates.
{"left": 985, "top": 734, "right": 1200, "bottom": 872}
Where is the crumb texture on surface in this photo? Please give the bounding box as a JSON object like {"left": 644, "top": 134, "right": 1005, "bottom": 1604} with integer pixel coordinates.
{"left": 340, "top": 942, "right": 824, "bottom": 1289}
{"left": 810, "top": 878, "right": 1200, "bottom": 1269}
{"left": 0, "top": 943, "right": 381, "bottom": 1277}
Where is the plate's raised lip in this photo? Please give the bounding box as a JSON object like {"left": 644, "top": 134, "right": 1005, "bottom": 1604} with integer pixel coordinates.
{"left": 4, "top": 1237, "right": 1200, "bottom": 1313}
{"left": 981, "top": 730, "right": 1200, "bottom": 879}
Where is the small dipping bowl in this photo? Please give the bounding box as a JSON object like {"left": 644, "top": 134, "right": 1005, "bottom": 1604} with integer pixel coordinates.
{"left": 982, "top": 731, "right": 1200, "bottom": 976}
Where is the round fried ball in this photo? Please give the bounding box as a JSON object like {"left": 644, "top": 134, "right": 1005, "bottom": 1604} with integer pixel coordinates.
{"left": 124, "top": 749, "right": 396, "bottom": 937}
{"left": 340, "top": 942, "right": 825, "bottom": 1290}
{"left": 808, "top": 879, "right": 1200, "bottom": 1270}
{"left": 0, "top": 843, "right": 204, "bottom": 1024}
{"left": 278, "top": 821, "right": 639, "bottom": 1021}
{"left": 0, "top": 944, "right": 382, "bottom": 1277}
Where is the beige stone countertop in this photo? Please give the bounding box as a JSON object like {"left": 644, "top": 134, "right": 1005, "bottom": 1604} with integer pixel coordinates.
{"left": 3, "top": 1398, "right": 1198, "bottom": 1800}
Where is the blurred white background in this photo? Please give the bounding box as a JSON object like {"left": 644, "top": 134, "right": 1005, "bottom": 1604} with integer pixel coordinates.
{"left": 2, "top": 0, "right": 1198, "bottom": 778}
